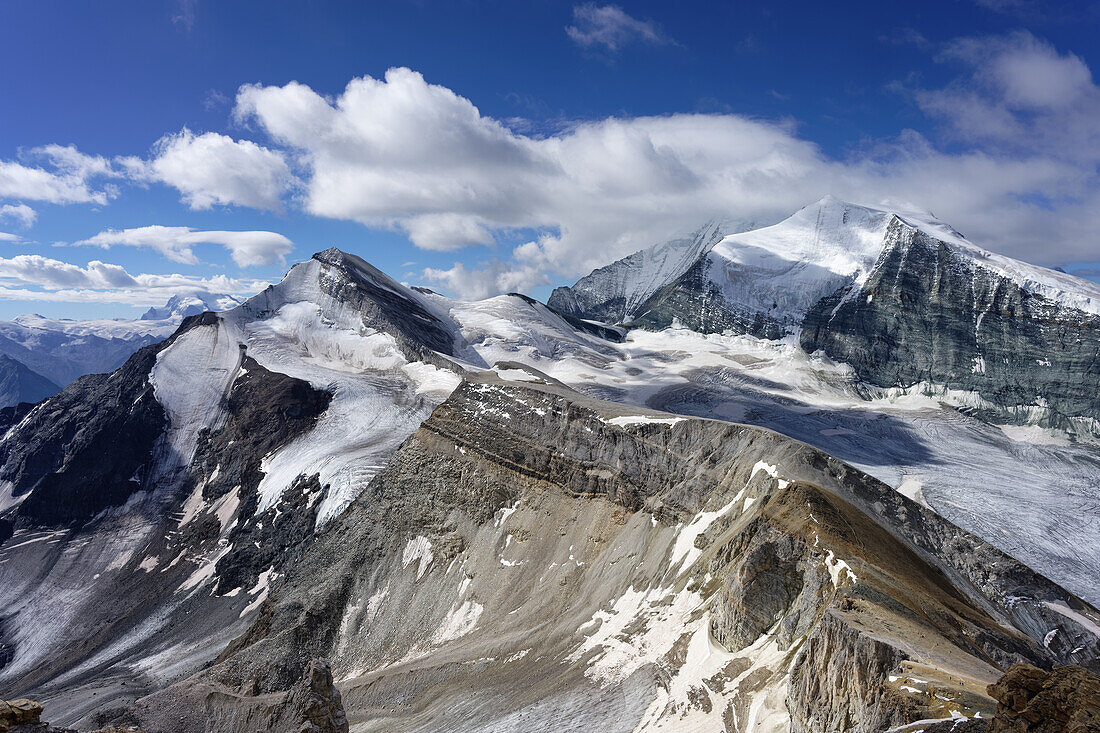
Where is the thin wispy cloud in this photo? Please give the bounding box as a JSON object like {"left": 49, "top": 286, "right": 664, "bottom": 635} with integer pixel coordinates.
{"left": 566, "top": 4, "right": 670, "bottom": 52}
{"left": 172, "top": 0, "right": 197, "bottom": 32}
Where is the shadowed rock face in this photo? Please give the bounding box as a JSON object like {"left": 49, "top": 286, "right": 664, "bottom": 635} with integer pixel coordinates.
{"left": 546, "top": 220, "right": 730, "bottom": 325}
{"left": 627, "top": 256, "right": 790, "bottom": 338}
{"left": 111, "top": 376, "right": 1099, "bottom": 732}
{"left": 801, "top": 220, "right": 1100, "bottom": 429}
{"left": 188, "top": 355, "right": 333, "bottom": 596}
{"left": 0, "top": 323, "right": 335, "bottom": 720}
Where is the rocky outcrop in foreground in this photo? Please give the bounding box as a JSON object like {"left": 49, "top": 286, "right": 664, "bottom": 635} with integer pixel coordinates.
{"left": 0, "top": 699, "right": 43, "bottom": 730}
{"left": 919, "top": 664, "right": 1100, "bottom": 732}
{"left": 1, "top": 697, "right": 147, "bottom": 732}
{"left": 986, "top": 664, "right": 1100, "bottom": 732}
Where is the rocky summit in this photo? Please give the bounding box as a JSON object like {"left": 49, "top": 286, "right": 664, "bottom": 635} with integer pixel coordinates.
{"left": 0, "top": 202, "right": 1098, "bottom": 732}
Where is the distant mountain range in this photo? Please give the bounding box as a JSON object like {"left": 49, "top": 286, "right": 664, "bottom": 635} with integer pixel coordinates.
{"left": 1, "top": 204, "right": 1098, "bottom": 733}
{"left": 0, "top": 293, "right": 240, "bottom": 407}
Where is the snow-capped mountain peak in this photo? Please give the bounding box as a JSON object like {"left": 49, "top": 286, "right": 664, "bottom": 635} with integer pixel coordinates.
{"left": 553, "top": 196, "right": 1100, "bottom": 330}
{"left": 547, "top": 216, "right": 762, "bottom": 323}
{"left": 140, "top": 292, "right": 242, "bottom": 321}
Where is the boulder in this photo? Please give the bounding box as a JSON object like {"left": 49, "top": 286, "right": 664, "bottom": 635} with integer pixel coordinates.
{"left": 285, "top": 659, "right": 348, "bottom": 733}
{"left": 0, "top": 698, "right": 43, "bottom": 730}
{"left": 987, "top": 664, "right": 1100, "bottom": 733}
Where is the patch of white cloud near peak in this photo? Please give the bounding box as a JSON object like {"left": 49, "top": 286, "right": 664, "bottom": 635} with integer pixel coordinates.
{"left": 0, "top": 145, "right": 121, "bottom": 206}
{"left": 0, "top": 203, "right": 36, "bottom": 228}
{"left": 120, "top": 128, "right": 295, "bottom": 212}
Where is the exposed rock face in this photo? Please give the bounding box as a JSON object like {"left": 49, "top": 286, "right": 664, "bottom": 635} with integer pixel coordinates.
{"left": 114, "top": 376, "right": 1099, "bottom": 732}
{"left": 285, "top": 659, "right": 349, "bottom": 733}
{"left": 786, "top": 610, "right": 912, "bottom": 733}
{"left": 547, "top": 219, "right": 732, "bottom": 324}
{"left": 802, "top": 219, "right": 1100, "bottom": 429}
{"left": 0, "top": 313, "right": 243, "bottom": 528}
{"left": 627, "top": 255, "right": 790, "bottom": 338}
{"left": 986, "top": 663, "right": 1100, "bottom": 733}
{"left": 0, "top": 249, "right": 464, "bottom": 726}
{"left": 187, "top": 355, "right": 332, "bottom": 595}
{"left": 550, "top": 199, "right": 1100, "bottom": 426}
{"left": 0, "top": 320, "right": 336, "bottom": 721}
{"left": 242, "top": 247, "right": 459, "bottom": 363}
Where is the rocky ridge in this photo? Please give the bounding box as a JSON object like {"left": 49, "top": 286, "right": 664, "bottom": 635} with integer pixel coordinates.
{"left": 102, "top": 373, "right": 1100, "bottom": 731}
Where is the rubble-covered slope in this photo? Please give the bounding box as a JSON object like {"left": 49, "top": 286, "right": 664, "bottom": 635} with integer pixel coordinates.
{"left": 117, "top": 374, "right": 1100, "bottom": 732}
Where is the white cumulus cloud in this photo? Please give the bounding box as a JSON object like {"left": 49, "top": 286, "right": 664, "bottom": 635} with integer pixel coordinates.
{"left": 0, "top": 145, "right": 119, "bottom": 206}
{"left": 0, "top": 254, "right": 269, "bottom": 307}
{"left": 0, "top": 204, "right": 37, "bottom": 228}
{"left": 75, "top": 225, "right": 294, "bottom": 267}
{"left": 227, "top": 55, "right": 1100, "bottom": 298}
{"left": 124, "top": 128, "right": 295, "bottom": 211}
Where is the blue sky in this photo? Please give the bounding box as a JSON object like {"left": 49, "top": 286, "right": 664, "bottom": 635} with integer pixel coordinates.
{"left": 0, "top": 0, "right": 1098, "bottom": 319}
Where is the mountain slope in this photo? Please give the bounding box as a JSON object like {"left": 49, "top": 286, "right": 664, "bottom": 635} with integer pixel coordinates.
{"left": 0, "top": 245, "right": 1097, "bottom": 732}
{"left": 116, "top": 374, "right": 1099, "bottom": 732}
{"left": 0, "top": 250, "right": 468, "bottom": 723}
{"left": 0, "top": 303, "right": 210, "bottom": 388}
{"left": 140, "top": 292, "right": 240, "bottom": 321}
{"left": 550, "top": 196, "right": 1100, "bottom": 427}
{"left": 0, "top": 354, "right": 60, "bottom": 408}
{"left": 801, "top": 217, "right": 1100, "bottom": 432}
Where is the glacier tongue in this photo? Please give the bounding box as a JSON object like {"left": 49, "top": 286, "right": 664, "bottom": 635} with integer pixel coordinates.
{"left": 149, "top": 317, "right": 244, "bottom": 485}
